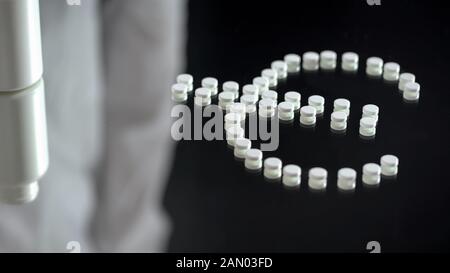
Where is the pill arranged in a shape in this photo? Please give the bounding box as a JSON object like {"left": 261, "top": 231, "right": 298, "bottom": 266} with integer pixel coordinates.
{"left": 300, "top": 105, "right": 317, "bottom": 126}
{"left": 342, "top": 52, "right": 359, "bottom": 72}
{"left": 202, "top": 77, "right": 219, "bottom": 96}
{"left": 194, "top": 87, "right": 212, "bottom": 106}
{"left": 176, "top": 74, "right": 194, "bottom": 92}
{"left": 259, "top": 99, "right": 277, "bottom": 118}
{"left": 302, "top": 51, "right": 320, "bottom": 71}
{"left": 245, "top": 149, "right": 263, "bottom": 170}
{"left": 383, "top": 62, "right": 401, "bottom": 81}
{"left": 380, "top": 155, "right": 399, "bottom": 177}
{"left": 337, "top": 168, "right": 357, "bottom": 191}
{"left": 253, "top": 77, "right": 269, "bottom": 94}
{"left": 218, "top": 91, "right": 235, "bottom": 110}
{"left": 308, "top": 167, "right": 328, "bottom": 190}
{"left": 359, "top": 117, "right": 377, "bottom": 137}
{"left": 398, "top": 73, "right": 416, "bottom": 91}
{"left": 333, "top": 98, "right": 350, "bottom": 116}
{"left": 320, "top": 50, "right": 337, "bottom": 70}
{"left": 284, "top": 53, "right": 301, "bottom": 73}
{"left": 271, "top": 60, "right": 288, "bottom": 79}
{"left": 171, "top": 83, "right": 188, "bottom": 103}
{"left": 222, "top": 81, "right": 239, "bottom": 99}
{"left": 366, "top": 57, "right": 384, "bottom": 77}
{"left": 362, "top": 163, "right": 381, "bottom": 185}
{"left": 234, "top": 138, "right": 251, "bottom": 159}
{"left": 261, "top": 69, "right": 278, "bottom": 88}
{"left": 284, "top": 91, "right": 301, "bottom": 111}
{"left": 264, "top": 157, "right": 283, "bottom": 180}
{"left": 226, "top": 125, "right": 245, "bottom": 147}
{"left": 308, "top": 95, "right": 325, "bottom": 115}
{"left": 330, "top": 111, "right": 348, "bottom": 131}
{"left": 403, "top": 82, "right": 420, "bottom": 101}
{"left": 278, "top": 101, "right": 295, "bottom": 121}
{"left": 283, "top": 165, "right": 302, "bottom": 187}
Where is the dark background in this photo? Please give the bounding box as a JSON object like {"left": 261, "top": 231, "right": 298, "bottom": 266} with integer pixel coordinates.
{"left": 164, "top": 0, "right": 450, "bottom": 252}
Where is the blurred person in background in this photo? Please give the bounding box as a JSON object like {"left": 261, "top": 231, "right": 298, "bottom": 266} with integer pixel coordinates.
{"left": 0, "top": 0, "right": 186, "bottom": 252}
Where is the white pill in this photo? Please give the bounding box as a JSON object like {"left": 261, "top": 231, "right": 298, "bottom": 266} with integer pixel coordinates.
{"left": 176, "top": 74, "right": 194, "bottom": 92}
{"left": 380, "top": 155, "right": 399, "bottom": 177}
{"left": 253, "top": 77, "right": 269, "bottom": 94}
{"left": 359, "top": 117, "right": 377, "bottom": 137}
{"left": 308, "top": 167, "right": 328, "bottom": 190}
{"left": 383, "top": 62, "right": 401, "bottom": 81}
{"left": 337, "top": 168, "right": 357, "bottom": 191}
{"left": 271, "top": 60, "right": 288, "bottom": 79}
{"left": 284, "top": 91, "right": 301, "bottom": 111}
{"left": 300, "top": 105, "right": 317, "bottom": 126}
{"left": 284, "top": 53, "right": 301, "bottom": 73}
{"left": 261, "top": 69, "right": 278, "bottom": 88}
{"left": 194, "top": 87, "right": 212, "bottom": 106}
{"left": 264, "top": 157, "right": 282, "bottom": 180}
{"left": 242, "top": 84, "right": 259, "bottom": 97}
{"left": 362, "top": 163, "right": 381, "bottom": 185}
{"left": 218, "top": 91, "right": 235, "bottom": 110}
{"left": 302, "top": 51, "right": 320, "bottom": 71}
{"left": 202, "top": 77, "right": 219, "bottom": 96}
{"left": 362, "top": 104, "right": 379, "bottom": 123}
{"left": 261, "top": 90, "right": 278, "bottom": 103}
{"left": 226, "top": 125, "right": 244, "bottom": 146}
{"left": 320, "top": 50, "right": 337, "bottom": 70}
{"left": 245, "top": 149, "right": 263, "bottom": 170}
{"left": 234, "top": 138, "right": 251, "bottom": 159}
{"left": 342, "top": 52, "right": 359, "bottom": 72}
{"left": 240, "top": 94, "right": 258, "bottom": 114}
{"left": 283, "top": 165, "right": 301, "bottom": 187}
{"left": 228, "top": 102, "right": 246, "bottom": 120}
{"left": 224, "top": 113, "right": 242, "bottom": 130}
{"left": 366, "top": 57, "right": 384, "bottom": 76}
{"left": 330, "top": 111, "right": 348, "bottom": 131}
{"left": 222, "top": 81, "right": 239, "bottom": 99}
{"left": 171, "top": 83, "right": 188, "bottom": 103}
{"left": 259, "top": 99, "right": 276, "bottom": 118}
{"left": 333, "top": 98, "right": 350, "bottom": 116}
{"left": 403, "top": 82, "right": 420, "bottom": 101}
{"left": 278, "top": 101, "right": 295, "bottom": 121}
{"left": 398, "top": 73, "right": 416, "bottom": 91}
{"left": 308, "top": 95, "right": 325, "bottom": 115}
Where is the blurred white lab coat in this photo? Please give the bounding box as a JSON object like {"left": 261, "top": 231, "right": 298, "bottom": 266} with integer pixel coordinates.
{"left": 0, "top": 0, "right": 185, "bottom": 252}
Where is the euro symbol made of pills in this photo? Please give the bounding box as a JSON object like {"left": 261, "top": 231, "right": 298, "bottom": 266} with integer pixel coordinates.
{"left": 171, "top": 51, "right": 419, "bottom": 191}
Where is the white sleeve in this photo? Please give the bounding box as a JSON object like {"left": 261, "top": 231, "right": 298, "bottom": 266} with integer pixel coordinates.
{"left": 94, "top": 0, "right": 186, "bottom": 252}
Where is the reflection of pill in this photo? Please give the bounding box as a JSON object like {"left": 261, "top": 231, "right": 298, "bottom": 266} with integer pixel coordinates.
{"left": 261, "top": 69, "right": 278, "bottom": 88}
{"left": 278, "top": 102, "right": 295, "bottom": 121}
{"left": 234, "top": 138, "right": 251, "bottom": 159}
{"left": 383, "top": 62, "right": 401, "bottom": 81}
{"left": 362, "top": 163, "right": 381, "bottom": 185}
{"left": 359, "top": 117, "right": 377, "bottom": 137}
{"left": 283, "top": 165, "right": 301, "bottom": 187}
{"left": 218, "top": 91, "right": 235, "bottom": 110}
{"left": 271, "top": 60, "right": 288, "bottom": 79}
{"left": 330, "top": 111, "right": 348, "bottom": 131}
{"left": 333, "top": 98, "right": 350, "bottom": 116}
{"left": 342, "top": 52, "right": 359, "bottom": 71}
{"left": 284, "top": 54, "right": 301, "bottom": 73}
{"left": 261, "top": 90, "right": 278, "bottom": 103}
{"left": 245, "top": 149, "right": 263, "bottom": 170}
{"left": 194, "top": 87, "right": 212, "bottom": 106}
{"left": 308, "top": 167, "right": 328, "bottom": 190}
{"left": 403, "top": 82, "right": 420, "bottom": 101}
{"left": 398, "top": 73, "right": 416, "bottom": 91}
{"left": 264, "top": 157, "right": 283, "bottom": 180}
{"left": 366, "top": 57, "right": 384, "bottom": 76}
{"left": 380, "top": 155, "right": 399, "bottom": 177}
{"left": 226, "top": 125, "right": 244, "bottom": 147}
{"left": 300, "top": 106, "right": 317, "bottom": 126}
{"left": 337, "top": 168, "right": 357, "bottom": 191}
{"left": 253, "top": 77, "right": 269, "bottom": 94}
{"left": 308, "top": 95, "right": 325, "bottom": 115}
{"left": 362, "top": 104, "right": 379, "bottom": 123}
{"left": 320, "top": 50, "right": 337, "bottom": 70}
{"left": 284, "top": 91, "right": 301, "bottom": 111}
{"left": 302, "top": 51, "right": 320, "bottom": 71}
{"left": 171, "top": 83, "right": 188, "bottom": 103}
{"left": 176, "top": 74, "right": 194, "bottom": 92}
{"left": 222, "top": 81, "right": 239, "bottom": 99}
{"left": 202, "top": 77, "right": 219, "bottom": 96}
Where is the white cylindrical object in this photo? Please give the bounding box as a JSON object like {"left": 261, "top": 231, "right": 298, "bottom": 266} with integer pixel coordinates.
{"left": 253, "top": 77, "right": 269, "bottom": 94}
{"left": 362, "top": 163, "right": 381, "bottom": 185}
{"left": 194, "top": 87, "right": 212, "bottom": 106}
{"left": 245, "top": 149, "right": 263, "bottom": 170}
{"left": 202, "top": 77, "right": 219, "bottom": 96}
{"left": 380, "top": 155, "right": 399, "bottom": 177}
{"left": 234, "top": 138, "right": 251, "bottom": 159}
{"left": 218, "top": 91, "right": 235, "bottom": 110}
{"left": 242, "top": 84, "right": 259, "bottom": 98}
{"left": 337, "top": 168, "right": 357, "bottom": 191}
{"left": 300, "top": 105, "right": 317, "bottom": 126}
{"left": 366, "top": 57, "right": 384, "bottom": 76}
{"left": 271, "top": 60, "right": 288, "bottom": 79}
{"left": 261, "top": 90, "right": 278, "bottom": 103}
{"left": 341, "top": 52, "right": 359, "bottom": 72}
{"left": 283, "top": 165, "right": 301, "bottom": 187}
{"left": 308, "top": 95, "right": 325, "bottom": 115}
{"left": 225, "top": 113, "right": 242, "bottom": 131}
{"left": 284, "top": 91, "right": 301, "bottom": 111}
{"left": 171, "top": 83, "right": 188, "bottom": 103}
{"left": 362, "top": 104, "right": 379, "bottom": 123}
{"left": 333, "top": 98, "right": 350, "bottom": 116}
{"left": 359, "top": 117, "right": 377, "bottom": 137}
{"left": 0, "top": 79, "right": 48, "bottom": 204}
{"left": 226, "top": 125, "right": 245, "bottom": 147}
{"left": 261, "top": 69, "right": 278, "bottom": 88}
{"left": 320, "top": 50, "right": 337, "bottom": 70}
{"left": 383, "top": 62, "right": 401, "bottom": 81}
{"left": 302, "top": 51, "right": 319, "bottom": 71}
{"left": 176, "top": 74, "right": 194, "bottom": 92}
{"left": 403, "top": 82, "right": 420, "bottom": 101}
{"left": 308, "top": 167, "right": 328, "bottom": 190}
{"left": 398, "top": 73, "right": 415, "bottom": 91}
{"left": 284, "top": 54, "right": 301, "bottom": 73}
{"left": 278, "top": 101, "right": 295, "bottom": 121}
{"left": 330, "top": 111, "right": 348, "bottom": 131}
{"left": 228, "top": 102, "right": 247, "bottom": 121}
{"left": 240, "top": 94, "right": 258, "bottom": 114}
{"left": 258, "top": 99, "right": 276, "bottom": 118}
{"left": 264, "top": 157, "right": 282, "bottom": 180}
{"left": 223, "top": 81, "right": 239, "bottom": 100}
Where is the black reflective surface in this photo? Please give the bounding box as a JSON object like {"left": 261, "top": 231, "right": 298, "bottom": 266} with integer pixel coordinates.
{"left": 164, "top": 0, "right": 450, "bottom": 252}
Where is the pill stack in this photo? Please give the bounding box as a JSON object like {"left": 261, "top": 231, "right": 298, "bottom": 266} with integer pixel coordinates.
{"left": 282, "top": 165, "right": 301, "bottom": 187}
{"left": 218, "top": 91, "right": 235, "bottom": 110}
{"left": 342, "top": 52, "right": 359, "bottom": 72}
{"left": 202, "top": 77, "right": 219, "bottom": 96}
{"left": 278, "top": 102, "right": 295, "bottom": 121}
{"left": 224, "top": 113, "right": 242, "bottom": 131}
{"left": 259, "top": 99, "right": 277, "bottom": 118}
{"left": 366, "top": 57, "right": 384, "bottom": 77}
{"left": 398, "top": 73, "right": 416, "bottom": 91}
{"left": 261, "top": 69, "right": 278, "bottom": 88}
{"left": 240, "top": 94, "right": 258, "bottom": 114}
{"left": 284, "top": 54, "right": 301, "bottom": 73}
{"left": 261, "top": 90, "right": 278, "bottom": 103}
{"left": 320, "top": 50, "right": 337, "bottom": 70}
{"left": 242, "top": 84, "right": 259, "bottom": 98}
{"left": 403, "top": 82, "right": 420, "bottom": 101}
{"left": 194, "top": 87, "right": 212, "bottom": 107}
{"left": 337, "top": 168, "right": 357, "bottom": 191}
{"left": 271, "top": 60, "right": 288, "bottom": 79}
{"left": 333, "top": 98, "right": 350, "bottom": 116}
{"left": 302, "top": 51, "right": 320, "bottom": 71}
{"left": 253, "top": 77, "right": 269, "bottom": 94}
{"left": 362, "top": 104, "right": 379, "bottom": 123}
{"left": 383, "top": 62, "right": 401, "bottom": 81}
{"left": 226, "top": 125, "right": 244, "bottom": 147}
{"left": 234, "top": 138, "right": 251, "bottom": 159}
{"left": 362, "top": 163, "right": 381, "bottom": 185}
{"left": 176, "top": 74, "right": 194, "bottom": 92}
{"left": 171, "top": 83, "right": 188, "bottom": 103}
{"left": 308, "top": 167, "right": 328, "bottom": 190}
{"left": 359, "top": 117, "right": 377, "bottom": 138}
{"left": 308, "top": 95, "right": 325, "bottom": 115}
{"left": 222, "top": 81, "right": 239, "bottom": 100}
{"left": 300, "top": 105, "right": 317, "bottom": 126}
{"left": 228, "top": 102, "right": 246, "bottom": 121}
{"left": 245, "top": 149, "right": 263, "bottom": 170}
{"left": 330, "top": 111, "right": 348, "bottom": 132}
{"left": 264, "top": 158, "right": 283, "bottom": 180}
{"left": 380, "top": 155, "right": 399, "bottom": 177}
